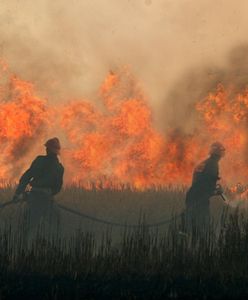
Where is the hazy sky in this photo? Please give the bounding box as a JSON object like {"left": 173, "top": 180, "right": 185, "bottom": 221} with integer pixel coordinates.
{"left": 0, "top": 0, "right": 248, "bottom": 126}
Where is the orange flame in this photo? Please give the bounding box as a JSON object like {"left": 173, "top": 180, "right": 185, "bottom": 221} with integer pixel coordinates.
{"left": 2, "top": 61, "right": 248, "bottom": 190}
{"left": 61, "top": 69, "right": 204, "bottom": 189}
{"left": 0, "top": 63, "right": 50, "bottom": 182}
{"left": 61, "top": 71, "right": 248, "bottom": 189}
{"left": 196, "top": 84, "right": 248, "bottom": 183}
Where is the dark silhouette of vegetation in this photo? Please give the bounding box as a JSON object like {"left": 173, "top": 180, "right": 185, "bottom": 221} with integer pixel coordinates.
{"left": 0, "top": 185, "right": 247, "bottom": 299}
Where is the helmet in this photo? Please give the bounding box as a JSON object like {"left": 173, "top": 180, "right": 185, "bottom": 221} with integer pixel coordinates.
{"left": 209, "top": 142, "right": 225, "bottom": 156}
{"left": 44, "top": 137, "right": 61, "bottom": 154}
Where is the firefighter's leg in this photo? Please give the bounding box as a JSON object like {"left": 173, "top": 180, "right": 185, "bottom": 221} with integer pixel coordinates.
{"left": 47, "top": 201, "right": 61, "bottom": 236}
{"left": 184, "top": 204, "right": 196, "bottom": 234}
{"left": 26, "top": 192, "right": 48, "bottom": 236}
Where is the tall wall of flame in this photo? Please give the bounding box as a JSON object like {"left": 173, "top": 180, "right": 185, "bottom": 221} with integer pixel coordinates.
{"left": 1, "top": 61, "right": 248, "bottom": 188}
{"left": 0, "top": 62, "right": 50, "bottom": 183}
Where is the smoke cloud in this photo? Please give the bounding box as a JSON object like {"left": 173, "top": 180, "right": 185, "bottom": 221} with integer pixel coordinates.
{"left": 1, "top": 0, "right": 248, "bottom": 184}
{"left": 165, "top": 44, "right": 248, "bottom": 133}
{"left": 0, "top": 0, "right": 248, "bottom": 112}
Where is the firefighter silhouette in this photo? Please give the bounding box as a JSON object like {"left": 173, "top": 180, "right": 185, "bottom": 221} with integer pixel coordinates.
{"left": 13, "top": 137, "right": 64, "bottom": 233}
{"left": 185, "top": 142, "right": 225, "bottom": 230}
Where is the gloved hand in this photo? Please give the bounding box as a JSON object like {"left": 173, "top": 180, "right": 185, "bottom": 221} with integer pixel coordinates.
{"left": 215, "top": 184, "right": 224, "bottom": 195}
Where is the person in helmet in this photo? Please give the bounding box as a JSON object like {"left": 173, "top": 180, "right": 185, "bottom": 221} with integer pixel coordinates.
{"left": 13, "top": 137, "right": 64, "bottom": 233}
{"left": 185, "top": 142, "right": 226, "bottom": 230}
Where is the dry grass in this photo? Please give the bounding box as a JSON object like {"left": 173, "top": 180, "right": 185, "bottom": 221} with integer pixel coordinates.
{"left": 0, "top": 185, "right": 247, "bottom": 299}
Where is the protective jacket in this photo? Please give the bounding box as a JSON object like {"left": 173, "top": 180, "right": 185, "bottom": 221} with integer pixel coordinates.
{"left": 186, "top": 154, "right": 220, "bottom": 208}
{"left": 15, "top": 153, "right": 64, "bottom": 196}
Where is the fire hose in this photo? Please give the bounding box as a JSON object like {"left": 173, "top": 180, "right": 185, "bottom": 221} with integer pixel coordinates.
{"left": 56, "top": 203, "right": 186, "bottom": 228}
{"left": 0, "top": 198, "right": 183, "bottom": 228}
{"left": 0, "top": 192, "right": 229, "bottom": 229}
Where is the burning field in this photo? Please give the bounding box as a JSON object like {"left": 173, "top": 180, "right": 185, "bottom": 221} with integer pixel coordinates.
{"left": 0, "top": 59, "right": 248, "bottom": 193}
{"left": 1, "top": 57, "right": 248, "bottom": 299}
{"left": 2, "top": 0, "right": 248, "bottom": 298}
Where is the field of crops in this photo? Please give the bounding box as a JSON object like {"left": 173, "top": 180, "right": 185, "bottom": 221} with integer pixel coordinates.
{"left": 0, "top": 185, "right": 247, "bottom": 299}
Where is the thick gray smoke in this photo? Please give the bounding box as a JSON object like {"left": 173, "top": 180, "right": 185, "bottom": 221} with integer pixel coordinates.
{"left": 165, "top": 44, "right": 248, "bottom": 133}
{"left": 0, "top": 0, "right": 248, "bottom": 133}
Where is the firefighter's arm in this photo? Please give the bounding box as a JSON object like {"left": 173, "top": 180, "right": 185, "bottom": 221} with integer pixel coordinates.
{"left": 13, "top": 157, "right": 41, "bottom": 199}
